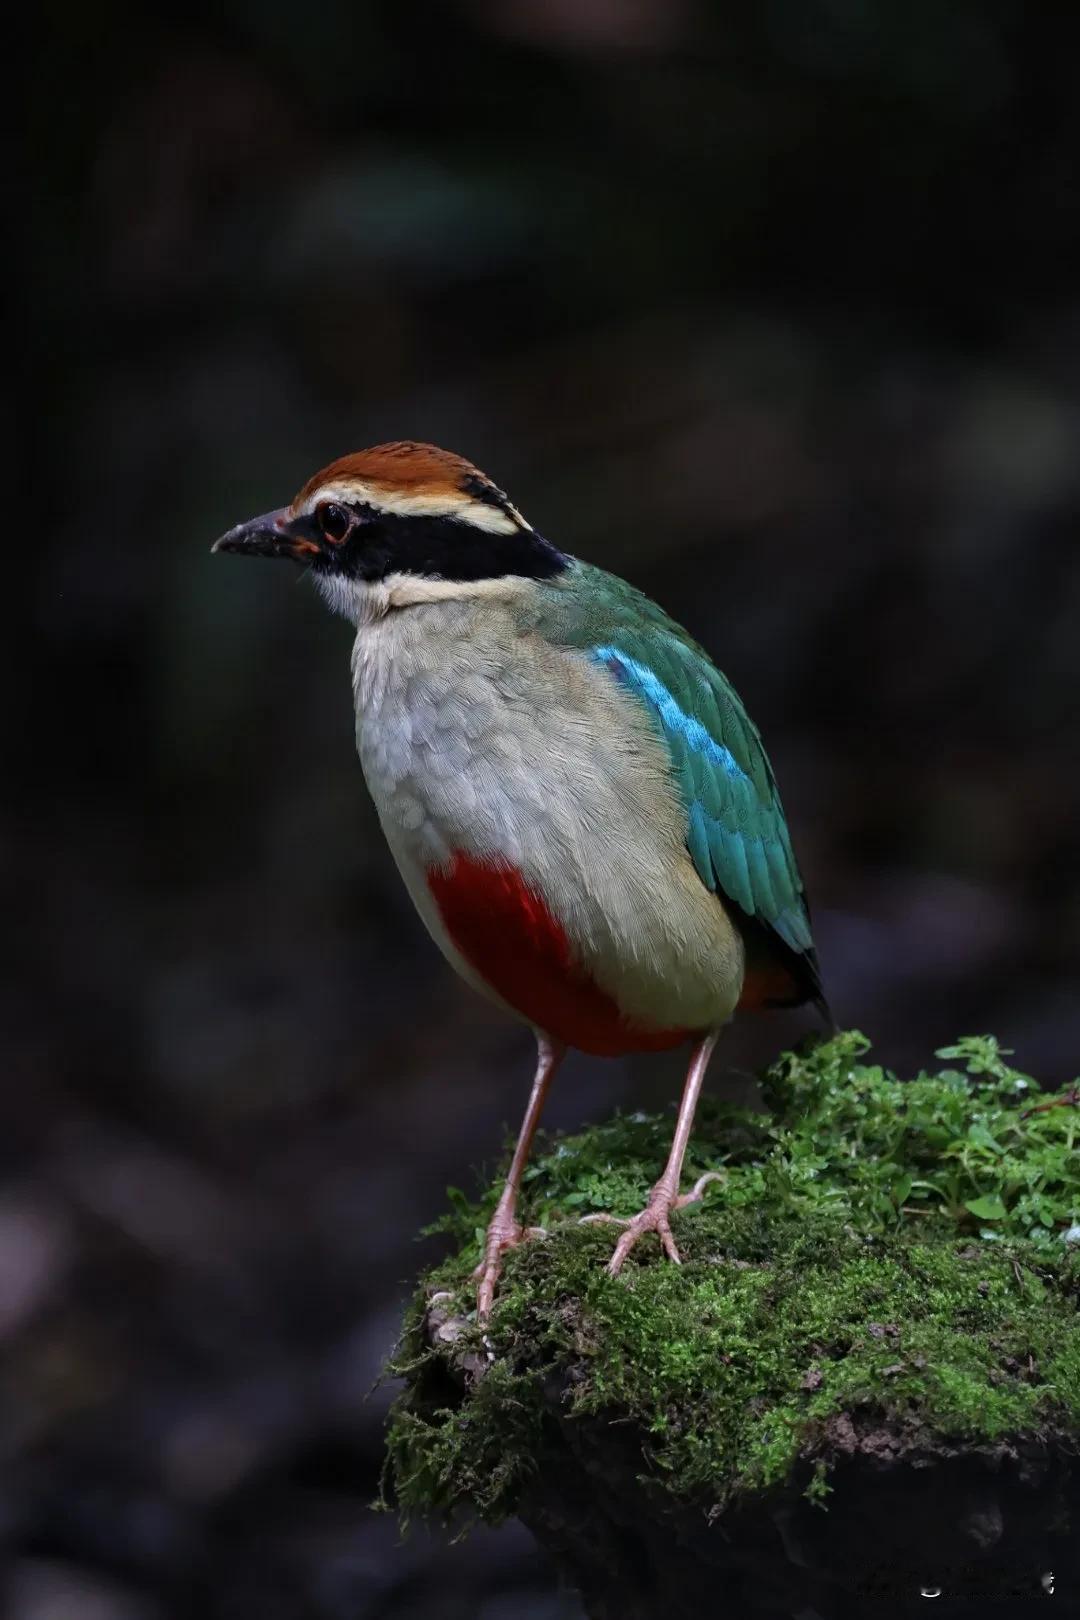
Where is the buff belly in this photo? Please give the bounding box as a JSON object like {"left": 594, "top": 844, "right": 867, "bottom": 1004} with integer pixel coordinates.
{"left": 351, "top": 598, "right": 745, "bottom": 1051}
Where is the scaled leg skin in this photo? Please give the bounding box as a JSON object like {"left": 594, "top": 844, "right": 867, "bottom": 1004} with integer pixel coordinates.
{"left": 585, "top": 1031, "right": 722, "bottom": 1276}
{"left": 474, "top": 1034, "right": 565, "bottom": 1320}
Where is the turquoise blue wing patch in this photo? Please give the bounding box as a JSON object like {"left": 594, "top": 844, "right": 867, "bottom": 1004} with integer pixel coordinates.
{"left": 591, "top": 640, "right": 813, "bottom": 954}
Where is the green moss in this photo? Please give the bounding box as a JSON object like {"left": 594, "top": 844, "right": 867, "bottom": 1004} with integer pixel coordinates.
{"left": 385, "top": 1033, "right": 1080, "bottom": 1526}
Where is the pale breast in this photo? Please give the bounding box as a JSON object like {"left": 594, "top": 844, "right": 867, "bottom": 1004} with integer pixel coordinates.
{"left": 350, "top": 596, "right": 744, "bottom": 1033}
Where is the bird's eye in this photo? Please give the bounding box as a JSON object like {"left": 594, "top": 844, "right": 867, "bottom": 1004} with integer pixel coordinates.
{"left": 317, "top": 502, "right": 351, "bottom": 543}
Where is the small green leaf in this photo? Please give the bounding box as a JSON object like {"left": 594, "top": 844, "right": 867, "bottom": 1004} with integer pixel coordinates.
{"left": 965, "top": 1194, "right": 1007, "bottom": 1221}
{"left": 967, "top": 1124, "right": 1004, "bottom": 1155}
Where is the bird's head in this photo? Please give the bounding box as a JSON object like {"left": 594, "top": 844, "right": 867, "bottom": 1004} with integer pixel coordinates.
{"left": 212, "top": 441, "right": 566, "bottom": 621}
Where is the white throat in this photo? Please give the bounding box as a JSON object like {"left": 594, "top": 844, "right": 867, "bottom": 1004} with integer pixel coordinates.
{"left": 312, "top": 570, "right": 538, "bottom": 626}
{"left": 312, "top": 571, "right": 374, "bottom": 624}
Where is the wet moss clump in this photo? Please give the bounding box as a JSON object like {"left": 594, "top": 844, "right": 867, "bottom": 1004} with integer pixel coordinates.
{"left": 385, "top": 1034, "right": 1080, "bottom": 1534}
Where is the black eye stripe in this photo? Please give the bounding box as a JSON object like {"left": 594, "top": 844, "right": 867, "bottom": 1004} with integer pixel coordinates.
{"left": 311, "top": 510, "right": 566, "bottom": 583}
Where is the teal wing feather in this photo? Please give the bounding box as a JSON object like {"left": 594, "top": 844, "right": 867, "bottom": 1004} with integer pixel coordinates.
{"left": 537, "top": 563, "right": 823, "bottom": 1002}
{"left": 588, "top": 636, "right": 813, "bottom": 955}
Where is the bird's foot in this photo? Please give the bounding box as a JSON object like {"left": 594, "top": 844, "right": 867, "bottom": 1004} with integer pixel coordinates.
{"left": 582, "top": 1171, "right": 724, "bottom": 1277}
{"left": 1022, "top": 1086, "right": 1080, "bottom": 1120}
{"left": 473, "top": 1213, "right": 546, "bottom": 1321}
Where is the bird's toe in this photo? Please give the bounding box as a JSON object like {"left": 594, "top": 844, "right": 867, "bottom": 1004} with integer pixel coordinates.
{"left": 604, "top": 1196, "right": 684, "bottom": 1276}
{"left": 473, "top": 1219, "right": 546, "bottom": 1319}
{"left": 674, "top": 1169, "right": 725, "bottom": 1209}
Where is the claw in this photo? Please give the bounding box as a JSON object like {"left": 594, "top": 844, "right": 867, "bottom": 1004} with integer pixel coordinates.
{"left": 603, "top": 1191, "right": 683, "bottom": 1274}
{"left": 474, "top": 1221, "right": 546, "bottom": 1320}
{"left": 583, "top": 1168, "right": 724, "bottom": 1276}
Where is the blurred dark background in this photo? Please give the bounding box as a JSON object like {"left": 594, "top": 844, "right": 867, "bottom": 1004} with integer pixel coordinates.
{"left": 9, "top": 1, "right": 1080, "bottom": 1615}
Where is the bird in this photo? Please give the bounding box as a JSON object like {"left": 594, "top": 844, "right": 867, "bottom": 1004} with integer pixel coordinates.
{"left": 213, "top": 441, "right": 828, "bottom": 1318}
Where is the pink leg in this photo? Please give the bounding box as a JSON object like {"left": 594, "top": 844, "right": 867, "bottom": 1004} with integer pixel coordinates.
{"left": 475, "top": 1033, "right": 565, "bottom": 1320}
{"left": 585, "top": 1031, "right": 721, "bottom": 1276}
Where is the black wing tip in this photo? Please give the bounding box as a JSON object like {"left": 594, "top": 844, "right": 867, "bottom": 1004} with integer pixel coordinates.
{"left": 780, "top": 936, "right": 829, "bottom": 1019}
{"left": 811, "top": 993, "right": 838, "bottom": 1034}
{"left": 737, "top": 918, "right": 832, "bottom": 1022}
{"left": 802, "top": 955, "right": 838, "bottom": 1033}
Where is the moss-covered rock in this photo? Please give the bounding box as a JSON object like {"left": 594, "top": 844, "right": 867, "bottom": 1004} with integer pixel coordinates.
{"left": 385, "top": 1035, "right": 1080, "bottom": 1615}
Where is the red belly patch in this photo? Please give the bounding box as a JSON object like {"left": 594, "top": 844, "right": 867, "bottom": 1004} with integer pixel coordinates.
{"left": 427, "top": 853, "right": 690, "bottom": 1057}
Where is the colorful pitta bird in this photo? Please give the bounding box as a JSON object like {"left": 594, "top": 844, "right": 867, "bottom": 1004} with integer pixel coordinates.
{"left": 213, "top": 442, "right": 828, "bottom": 1317}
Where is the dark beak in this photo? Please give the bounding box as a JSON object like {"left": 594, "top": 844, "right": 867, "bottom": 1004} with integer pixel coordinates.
{"left": 211, "top": 507, "right": 321, "bottom": 562}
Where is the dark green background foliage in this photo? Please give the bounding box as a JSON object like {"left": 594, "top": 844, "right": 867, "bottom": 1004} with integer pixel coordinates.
{"left": 11, "top": 2, "right": 1080, "bottom": 1617}
{"left": 389, "top": 1034, "right": 1080, "bottom": 1522}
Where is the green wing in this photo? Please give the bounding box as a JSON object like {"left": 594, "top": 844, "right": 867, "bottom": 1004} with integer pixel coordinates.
{"left": 540, "top": 563, "right": 822, "bottom": 998}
